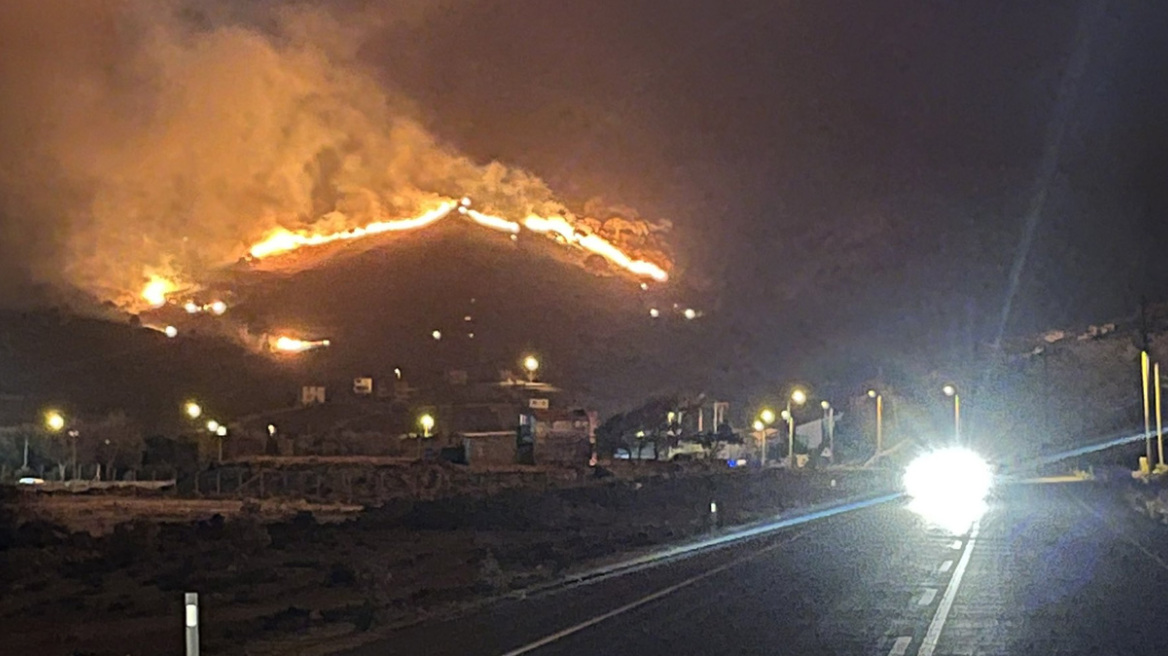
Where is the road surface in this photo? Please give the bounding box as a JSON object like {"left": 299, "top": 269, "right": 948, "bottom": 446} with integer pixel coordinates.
{"left": 343, "top": 482, "right": 1168, "bottom": 655}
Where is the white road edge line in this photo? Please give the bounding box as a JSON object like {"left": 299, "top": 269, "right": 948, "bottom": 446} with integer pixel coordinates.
{"left": 938, "top": 560, "right": 953, "bottom": 573}
{"left": 889, "top": 636, "right": 913, "bottom": 656}
{"left": 917, "top": 520, "right": 980, "bottom": 656}
{"left": 917, "top": 588, "right": 937, "bottom": 605}
{"left": 497, "top": 530, "right": 812, "bottom": 656}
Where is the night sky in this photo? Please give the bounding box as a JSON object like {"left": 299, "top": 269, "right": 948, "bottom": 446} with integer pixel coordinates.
{"left": 365, "top": 0, "right": 1168, "bottom": 372}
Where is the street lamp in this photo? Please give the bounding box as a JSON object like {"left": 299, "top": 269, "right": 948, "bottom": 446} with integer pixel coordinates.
{"left": 867, "top": 390, "right": 883, "bottom": 455}
{"left": 757, "top": 409, "right": 776, "bottom": 466}
{"left": 45, "top": 411, "right": 77, "bottom": 480}
{"left": 821, "top": 401, "right": 835, "bottom": 463}
{"left": 45, "top": 411, "right": 65, "bottom": 433}
{"left": 943, "top": 384, "right": 960, "bottom": 445}
{"left": 787, "top": 389, "right": 807, "bottom": 468}
{"left": 419, "top": 414, "right": 435, "bottom": 438}
{"left": 184, "top": 401, "right": 203, "bottom": 420}
{"left": 523, "top": 355, "right": 540, "bottom": 382}
{"left": 206, "top": 420, "right": 220, "bottom": 433}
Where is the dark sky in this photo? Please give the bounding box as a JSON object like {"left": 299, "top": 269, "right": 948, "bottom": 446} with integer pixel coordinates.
{"left": 362, "top": 0, "right": 1168, "bottom": 378}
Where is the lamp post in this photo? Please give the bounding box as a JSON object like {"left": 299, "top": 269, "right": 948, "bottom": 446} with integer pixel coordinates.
{"left": 943, "top": 384, "right": 960, "bottom": 445}
{"left": 184, "top": 401, "right": 203, "bottom": 420}
{"left": 821, "top": 400, "right": 834, "bottom": 463}
{"left": 757, "top": 409, "right": 776, "bottom": 466}
{"left": 867, "top": 390, "right": 883, "bottom": 455}
{"left": 418, "top": 413, "right": 435, "bottom": 459}
{"left": 786, "top": 389, "right": 807, "bottom": 467}
{"left": 45, "top": 410, "right": 68, "bottom": 478}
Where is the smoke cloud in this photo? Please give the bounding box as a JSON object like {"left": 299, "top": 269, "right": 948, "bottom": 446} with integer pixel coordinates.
{"left": 0, "top": 0, "right": 638, "bottom": 310}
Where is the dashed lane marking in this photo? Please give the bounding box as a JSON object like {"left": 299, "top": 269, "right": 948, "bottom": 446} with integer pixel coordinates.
{"left": 917, "top": 521, "right": 980, "bottom": 656}
{"left": 949, "top": 540, "right": 962, "bottom": 550}
{"left": 938, "top": 560, "right": 953, "bottom": 573}
{"left": 917, "top": 588, "right": 937, "bottom": 605}
{"left": 889, "top": 636, "right": 913, "bottom": 656}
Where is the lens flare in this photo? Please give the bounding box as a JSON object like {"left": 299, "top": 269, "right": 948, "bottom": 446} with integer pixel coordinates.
{"left": 903, "top": 446, "right": 993, "bottom": 534}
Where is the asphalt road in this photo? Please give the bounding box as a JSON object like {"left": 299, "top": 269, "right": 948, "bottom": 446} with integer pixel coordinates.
{"left": 344, "top": 482, "right": 1168, "bottom": 656}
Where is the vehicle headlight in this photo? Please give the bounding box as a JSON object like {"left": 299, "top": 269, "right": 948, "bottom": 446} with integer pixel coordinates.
{"left": 903, "top": 446, "right": 993, "bottom": 534}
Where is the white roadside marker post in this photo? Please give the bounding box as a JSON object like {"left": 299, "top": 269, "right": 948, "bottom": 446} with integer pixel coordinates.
{"left": 185, "top": 592, "right": 199, "bottom": 656}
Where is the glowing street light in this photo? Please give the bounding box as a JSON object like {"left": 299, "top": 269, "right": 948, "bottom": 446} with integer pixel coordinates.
{"left": 206, "top": 420, "right": 220, "bottom": 433}
{"left": 753, "top": 419, "right": 765, "bottom": 432}
{"left": 419, "top": 413, "right": 435, "bottom": 438}
{"left": 184, "top": 402, "right": 203, "bottom": 420}
{"left": 759, "top": 408, "right": 776, "bottom": 425}
{"left": 215, "top": 425, "right": 228, "bottom": 438}
{"left": 791, "top": 389, "right": 807, "bottom": 405}
{"left": 523, "top": 355, "right": 540, "bottom": 381}
{"left": 45, "top": 411, "right": 65, "bottom": 432}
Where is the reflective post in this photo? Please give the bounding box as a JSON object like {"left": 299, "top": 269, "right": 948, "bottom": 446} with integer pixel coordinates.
{"left": 1143, "top": 351, "right": 1153, "bottom": 470}
{"left": 1156, "top": 362, "right": 1164, "bottom": 468}
{"left": 184, "top": 592, "right": 199, "bottom": 656}
{"left": 953, "top": 394, "right": 961, "bottom": 446}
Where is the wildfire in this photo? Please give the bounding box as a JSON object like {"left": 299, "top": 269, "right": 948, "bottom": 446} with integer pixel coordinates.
{"left": 523, "top": 215, "right": 669, "bottom": 282}
{"left": 243, "top": 198, "right": 668, "bottom": 282}
{"left": 249, "top": 202, "right": 457, "bottom": 259}
{"left": 271, "top": 335, "right": 331, "bottom": 353}
{"left": 141, "top": 275, "right": 177, "bottom": 308}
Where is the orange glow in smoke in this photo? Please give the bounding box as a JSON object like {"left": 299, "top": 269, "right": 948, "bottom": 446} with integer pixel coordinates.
{"left": 142, "top": 275, "right": 177, "bottom": 307}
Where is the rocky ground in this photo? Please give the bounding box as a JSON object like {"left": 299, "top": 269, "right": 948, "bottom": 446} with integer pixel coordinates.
{"left": 0, "top": 463, "right": 893, "bottom": 656}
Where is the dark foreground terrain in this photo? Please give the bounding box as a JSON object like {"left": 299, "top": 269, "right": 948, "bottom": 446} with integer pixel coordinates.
{"left": 342, "top": 480, "right": 1168, "bottom": 656}
{"left": 0, "top": 466, "right": 887, "bottom": 655}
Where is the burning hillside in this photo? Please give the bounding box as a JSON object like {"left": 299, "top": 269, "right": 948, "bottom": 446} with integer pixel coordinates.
{"left": 0, "top": 1, "right": 672, "bottom": 320}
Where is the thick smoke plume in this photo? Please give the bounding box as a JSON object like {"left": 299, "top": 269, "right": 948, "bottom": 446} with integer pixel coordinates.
{"left": 1, "top": 0, "right": 652, "bottom": 310}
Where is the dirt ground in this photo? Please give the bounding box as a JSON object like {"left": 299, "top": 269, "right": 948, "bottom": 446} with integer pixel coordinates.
{"left": 0, "top": 464, "right": 894, "bottom": 656}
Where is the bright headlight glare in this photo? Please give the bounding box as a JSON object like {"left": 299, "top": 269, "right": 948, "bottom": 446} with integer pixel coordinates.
{"left": 903, "top": 447, "right": 993, "bottom": 533}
